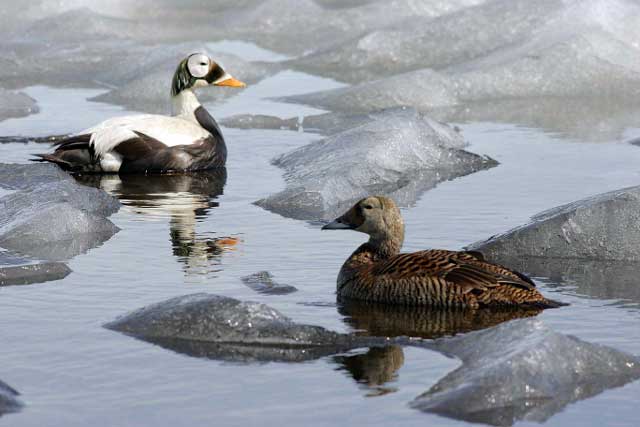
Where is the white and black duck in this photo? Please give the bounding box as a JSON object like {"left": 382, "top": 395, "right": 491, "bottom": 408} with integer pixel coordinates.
{"left": 34, "top": 53, "right": 245, "bottom": 173}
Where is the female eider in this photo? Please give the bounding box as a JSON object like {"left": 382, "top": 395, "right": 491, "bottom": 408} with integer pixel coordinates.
{"left": 34, "top": 53, "right": 245, "bottom": 173}
{"left": 322, "top": 196, "right": 566, "bottom": 309}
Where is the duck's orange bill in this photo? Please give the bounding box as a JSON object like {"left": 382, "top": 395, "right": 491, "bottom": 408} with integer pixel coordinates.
{"left": 215, "top": 77, "right": 246, "bottom": 88}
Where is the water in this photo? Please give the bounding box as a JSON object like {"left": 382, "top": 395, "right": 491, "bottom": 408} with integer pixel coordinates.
{"left": 1, "top": 50, "right": 639, "bottom": 427}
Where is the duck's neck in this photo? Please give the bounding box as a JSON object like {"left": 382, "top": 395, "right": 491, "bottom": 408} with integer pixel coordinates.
{"left": 366, "top": 234, "right": 404, "bottom": 260}
{"left": 338, "top": 234, "right": 404, "bottom": 289}
{"left": 171, "top": 89, "right": 201, "bottom": 120}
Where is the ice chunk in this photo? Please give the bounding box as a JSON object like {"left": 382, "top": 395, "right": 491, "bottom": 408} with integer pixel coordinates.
{"left": 105, "top": 293, "right": 348, "bottom": 346}
{"left": 0, "top": 88, "right": 38, "bottom": 122}
{"left": 293, "top": 0, "right": 640, "bottom": 83}
{"left": 0, "top": 379, "right": 22, "bottom": 417}
{"left": 468, "top": 185, "right": 640, "bottom": 261}
{"left": 241, "top": 271, "right": 298, "bottom": 295}
{"left": 221, "top": 109, "right": 463, "bottom": 136}
{"left": 474, "top": 256, "right": 640, "bottom": 308}
{"left": 220, "top": 114, "right": 300, "bottom": 131}
{"left": 285, "top": 0, "right": 640, "bottom": 139}
{"left": 0, "top": 262, "right": 71, "bottom": 287}
{"left": 0, "top": 162, "right": 71, "bottom": 189}
{"left": 225, "top": 0, "right": 487, "bottom": 55}
{"left": 292, "top": 0, "right": 549, "bottom": 83}
{"left": 283, "top": 69, "right": 458, "bottom": 114}
{"left": 255, "top": 108, "right": 496, "bottom": 221}
{"left": 412, "top": 318, "right": 640, "bottom": 426}
{"left": 105, "top": 293, "right": 410, "bottom": 363}
{"left": 0, "top": 163, "right": 120, "bottom": 261}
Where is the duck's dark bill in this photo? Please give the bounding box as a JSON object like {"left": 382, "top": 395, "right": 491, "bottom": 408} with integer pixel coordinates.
{"left": 321, "top": 219, "right": 353, "bottom": 230}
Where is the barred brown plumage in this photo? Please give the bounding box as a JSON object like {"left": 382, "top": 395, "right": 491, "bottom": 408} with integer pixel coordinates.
{"left": 322, "top": 196, "right": 566, "bottom": 309}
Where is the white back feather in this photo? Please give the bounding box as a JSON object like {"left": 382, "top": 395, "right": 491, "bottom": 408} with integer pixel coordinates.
{"left": 79, "top": 114, "right": 212, "bottom": 157}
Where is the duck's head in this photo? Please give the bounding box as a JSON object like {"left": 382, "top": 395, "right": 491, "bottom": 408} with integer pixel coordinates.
{"left": 171, "top": 53, "right": 246, "bottom": 96}
{"left": 322, "top": 196, "right": 405, "bottom": 243}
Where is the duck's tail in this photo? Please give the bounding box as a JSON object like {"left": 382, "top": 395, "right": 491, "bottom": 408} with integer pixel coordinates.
{"left": 529, "top": 297, "right": 569, "bottom": 309}
{"left": 31, "top": 134, "right": 94, "bottom": 172}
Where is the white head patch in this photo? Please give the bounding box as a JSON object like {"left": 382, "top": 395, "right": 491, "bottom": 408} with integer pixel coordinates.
{"left": 187, "top": 53, "right": 210, "bottom": 78}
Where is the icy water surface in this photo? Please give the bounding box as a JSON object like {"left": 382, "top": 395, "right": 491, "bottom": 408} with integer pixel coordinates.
{"left": 1, "top": 62, "right": 640, "bottom": 427}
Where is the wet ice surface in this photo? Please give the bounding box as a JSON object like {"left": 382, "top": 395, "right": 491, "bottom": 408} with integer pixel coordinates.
{"left": 256, "top": 107, "right": 497, "bottom": 220}
{"left": 0, "top": 380, "right": 22, "bottom": 417}
{"left": 0, "top": 89, "right": 38, "bottom": 122}
{"left": 469, "top": 185, "right": 640, "bottom": 261}
{"left": 241, "top": 271, "right": 298, "bottom": 295}
{"left": 413, "top": 319, "right": 640, "bottom": 426}
{"left": 0, "top": 164, "right": 120, "bottom": 262}
{"left": 0, "top": 163, "right": 118, "bottom": 285}
{"left": 1, "top": 1, "right": 640, "bottom": 424}
{"left": 105, "top": 293, "right": 347, "bottom": 347}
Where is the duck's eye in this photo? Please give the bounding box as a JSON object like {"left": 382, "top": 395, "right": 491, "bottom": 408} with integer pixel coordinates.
{"left": 200, "top": 62, "right": 207, "bottom": 66}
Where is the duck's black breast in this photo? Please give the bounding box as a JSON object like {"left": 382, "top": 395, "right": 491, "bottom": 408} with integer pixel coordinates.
{"left": 117, "top": 107, "right": 226, "bottom": 174}
{"left": 190, "top": 105, "right": 226, "bottom": 169}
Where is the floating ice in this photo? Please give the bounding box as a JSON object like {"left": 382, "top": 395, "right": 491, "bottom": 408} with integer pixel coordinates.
{"left": 221, "top": 108, "right": 461, "bottom": 135}
{"left": 255, "top": 107, "right": 496, "bottom": 221}
{"left": 468, "top": 185, "right": 640, "bottom": 261}
{"left": 0, "top": 379, "right": 22, "bottom": 417}
{"left": 105, "top": 293, "right": 346, "bottom": 346}
{"left": 292, "top": 0, "right": 542, "bottom": 82}
{"left": 0, "top": 89, "right": 38, "bottom": 122}
{"left": 0, "top": 163, "right": 120, "bottom": 262}
{"left": 220, "top": 114, "right": 300, "bottom": 132}
{"left": 0, "top": 262, "right": 71, "bottom": 287}
{"left": 476, "top": 256, "right": 640, "bottom": 308}
{"left": 241, "top": 271, "right": 298, "bottom": 295}
{"left": 283, "top": 69, "right": 458, "bottom": 114}
{"left": 292, "top": 0, "right": 640, "bottom": 83}
{"left": 285, "top": 0, "right": 640, "bottom": 140}
{"left": 225, "top": 0, "right": 486, "bottom": 55}
{"left": 413, "top": 318, "right": 640, "bottom": 426}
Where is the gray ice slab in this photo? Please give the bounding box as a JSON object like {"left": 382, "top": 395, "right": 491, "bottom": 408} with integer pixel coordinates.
{"left": 0, "top": 263, "right": 71, "bottom": 287}
{"left": 0, "top": 163, "right": 120, "bottom": 265}
{"left": 0, "top": 88, "right": 38, "bottom": 122}
{"left": 468, "top": 185, "right": 640, "bottom": 261}
{"left": 0, "top": 380, "right": 22, "bottom": 417}
{"left": 241, "top": 271, "right": 298, "bottom": 295}
{"left": 255, "top": 108, "right": 496, "bottom": 221}
{"left": 412, "top": 318, "right": 640, "bottom": 426}
{"left": 475, "top": 256, "right": 640, "bottom": 308}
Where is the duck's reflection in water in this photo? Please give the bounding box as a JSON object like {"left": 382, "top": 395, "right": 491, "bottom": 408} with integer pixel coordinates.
{"left": 76, "top": 169, "right": 237, "bottom": 276}
{"left": 333, "top": 301, "right": 542, "bottom": 395}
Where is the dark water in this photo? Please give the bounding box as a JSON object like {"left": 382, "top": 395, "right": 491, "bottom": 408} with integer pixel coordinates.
{"left": 1, "top": 63, "right": 639, "bottom": 426}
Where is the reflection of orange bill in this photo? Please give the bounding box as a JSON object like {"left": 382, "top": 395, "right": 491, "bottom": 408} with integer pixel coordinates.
{"left": 215, "top": 77, "right": 246, "bottom": 88}
{"left": 216, "top": 237, "right": 240, "bottom": 246}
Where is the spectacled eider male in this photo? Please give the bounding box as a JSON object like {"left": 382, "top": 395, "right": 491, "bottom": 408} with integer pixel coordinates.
{"left": 322, "top": 196, "right": 567, "bottom": 309}
{"left": 33, "top": 53, "right": 245, "bottom": 174}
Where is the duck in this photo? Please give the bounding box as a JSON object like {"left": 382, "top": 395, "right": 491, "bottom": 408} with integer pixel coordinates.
{"left": 322, "top": 196, "right": 566, "bottom": 309}
{"left": 33, "top": 53, "right": 245, "bottom": 174}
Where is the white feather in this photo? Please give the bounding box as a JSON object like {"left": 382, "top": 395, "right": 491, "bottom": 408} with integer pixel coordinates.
{"left": 78, "top": 114, "right": 211, "bottom": 157}
{"left": 100, "top": 152, "right": 123, "bottom": 172}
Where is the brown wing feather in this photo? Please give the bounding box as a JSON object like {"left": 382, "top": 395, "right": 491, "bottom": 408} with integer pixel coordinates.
{"left": 373, "top": 250, "right": 534, "bottom": 293}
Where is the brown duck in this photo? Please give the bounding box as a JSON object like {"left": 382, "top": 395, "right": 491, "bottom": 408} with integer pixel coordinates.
{"left": 322, "top": 196, "right": 565, "bottom": 309}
